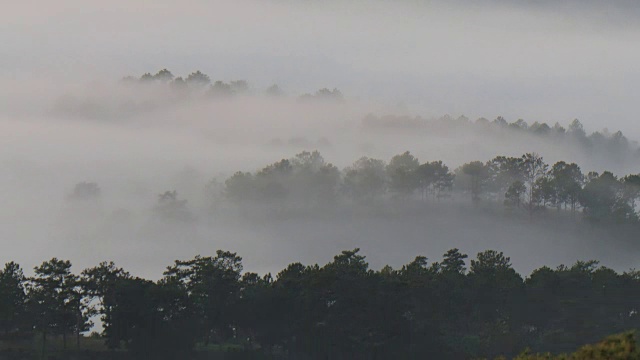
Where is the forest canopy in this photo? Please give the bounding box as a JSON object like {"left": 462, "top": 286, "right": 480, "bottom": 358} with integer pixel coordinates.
{"left": 2, "top": 249, "right": 640, "bottom": 359}
{"left": 216, "top": 150, "right": 640, "bottom": 225}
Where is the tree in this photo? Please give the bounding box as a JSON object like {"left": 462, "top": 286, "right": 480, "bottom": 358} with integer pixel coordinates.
{"left": 416, "top": 161, "right": 454, "bottom": 201}
{"left": 107, "top": 276, "right": 198, "bottom": 359}
{"left": 289, "top": 151, "right": 340, "bottom": 207}
{"left": 224, "top": 171, "right": 255, "bottom": 203}
{"left": 254, "top": 159, "right": 292, "bottom": 205}
{"left": 551, "top": 122, "right": 566, "bottom": 137}
{"left": 441, "top": 249, "right": 468, "bottom": 274}
{"left": 230, "top": 80, "right": 249, "bottom": 94}
{"left": 530, "top": 122, "right": 551, "bottom": 136}
{"left": 487, "top": 156, "right": 525, "bottom": 201}
{"left": 234, "top": 272, "right": 276, "bottom": 349}
{"left": 290, "top": 150, "right": 326, "bottom": 171}
{"left": 581, "top": 172, "right": 637, "bottom": 223}
{"left": 342, "top": 157, "right": 387, "bottom": 203}
{"left": 548, "top": 161, "right": 584, "bottom": 213}
{"left": 139, "top": 72, "right": 154, "bottom": 83}
{"left": 209, "top": 80, "right": 233, "bottom": 97}
{"left": 81, "top": 262, "right": 130, "bottom": 349}
{"left": 271, "top": 262, "right": 318, "bottom": 354}
{"left": 431, "top": 249, "right": 470, "bottom": 354}
{"left": 461, "top": 161, "right": 489, "bottom": 204}
{"left": 299, "top": 88, "right": 345, "bottom": 103}
{"left": 29, "top": 259, "right": 87, "bottom": 355}
{"left": 493, "top": 116, "right": 508, "bottom": 128}
{"left": 0, "top": 262, "right": 27, "bottom": 337}
{"left": 468, "top": 251, "right": 524, "bottom": 357}
{"left": 155, "top": 190, "right": 192, "bottom": 221}
{"left": 315, "top": 88, "right": 344, "bottom": 102}
{"left": 567, "top": 119, "right": 586, "bottom": 139}
{"left": 504, "top": 181, "right": 526, "bottom": 208}
{"left": 386, "top": 151, "right": 420, "bottom": 197}
{"left": 7, "top": 248, "right": 640, "bottom": 358}
{"left": 170, "top": 76, "right": 188, "bottom": 91}
{"left": 164, "top": 251, "right": 243, "bottom": 344}
{"left": 509, "top": 119, "right": 528, "bottom": 131}
{"left": 154, "top": 68, "right": 174, "bottom": 82}
{"left": 534, "top": 176, "right": 557, "bottom": 209}
{"left": 522, "top": 153, "right": 548, "bottom": 215}
{"left": 622, "top": 174, "right": 640, "bottom": 213}
{"left": 185, "top": 70, "right": 211, "bottom": 87}
{"left": 265, "top": 84, "right": 283, "bottom": 96}
{"left": 524, "top": 260, "right": 634, "bottom": 353}
{"left": 310, "top": 249, "right": 401, "bottom": 358}
{"left": 607, "top": 131, "right": 631, "bottom": 161}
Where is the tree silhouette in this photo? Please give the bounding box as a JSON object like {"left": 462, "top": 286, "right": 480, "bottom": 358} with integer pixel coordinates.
{"left": 29, "top": 259, "right": 87, "bottom": 355}
{"left": 185, "top": 70, "right": 211, "bottom": 87}
{"left": 522, "top": 153, "right": 548, "bottom": 215}
{"left": 386, "top": 151, "right": 420, "bottom": 197}
{"left": 0, "top": 262, "right": 27, "bottom": 337}
{"left": 154, "top": 68, "right": 174, "bottom": 82}
{"left": 461, "top": 161, "right": 489, "bottom": 204}
{"left": 343, "top": 157, "right": 387, "bottom": 203}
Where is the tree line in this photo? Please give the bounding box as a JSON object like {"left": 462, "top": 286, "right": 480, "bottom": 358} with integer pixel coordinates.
{"left": 219, "top": 150, "right": 640, "bottom": 224}
{"left": 122, "top": 68, "right": 344, "bottom": 102}
{"left": 2, "top": 249, "right": 640, "bottom": 359}
{"left": 363, "top": 115, "right": 640, "bottom": 169}
{"left": 69, "top": 150, "right": 639, "bottom": 226}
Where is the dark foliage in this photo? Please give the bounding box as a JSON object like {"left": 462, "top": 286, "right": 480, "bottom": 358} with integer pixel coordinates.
{"left": 3, "top": 249, "right": 640, "bottom": 359}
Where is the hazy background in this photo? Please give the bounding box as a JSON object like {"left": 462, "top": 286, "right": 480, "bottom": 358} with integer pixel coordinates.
{"left": 1, "top": 0, "right": 639, "bottom": 278}
{"left": 2, "top": 0, "right": 640, "bottom": 137}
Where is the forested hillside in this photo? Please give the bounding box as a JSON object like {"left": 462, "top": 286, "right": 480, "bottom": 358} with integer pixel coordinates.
{"left": 217, "top": 150, "right": 640, "bottom": 226}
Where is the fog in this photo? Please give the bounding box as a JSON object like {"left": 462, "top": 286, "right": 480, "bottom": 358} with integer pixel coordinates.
{"left": 2, "top": 0, "right": 640, "bottom": 278}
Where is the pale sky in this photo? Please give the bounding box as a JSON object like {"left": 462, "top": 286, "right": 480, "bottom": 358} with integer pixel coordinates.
{"left": 2, "top": 0, "right": 640, "bottom": 137}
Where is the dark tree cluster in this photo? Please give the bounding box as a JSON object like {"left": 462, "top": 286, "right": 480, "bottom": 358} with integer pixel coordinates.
{"left": 224, "top": 151, "right": 341, "bottom": 209}
{"left": 123, "top": 69, "right": 252, "bottom": 97}
{"left": 122, "top": 69, "right": 344, "bottom": 101}
{"left": 223, "top": 150, "right": 640, "bottom": 225}
{"left": 2, "top": 250, "right": 640, "bottom": 359}
{"left": 224, "top": 150, "right": 454, "bottom": 209}
{"left": 0, "top": 260, "right": 94, "bottom": 359}
{"left": 457, "top": 153, "right": 640, "bottom": 223}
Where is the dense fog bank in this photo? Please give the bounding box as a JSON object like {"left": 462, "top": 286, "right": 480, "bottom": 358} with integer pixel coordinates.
{"left": 1, "top": 79, "right": 639, "bottom": 278}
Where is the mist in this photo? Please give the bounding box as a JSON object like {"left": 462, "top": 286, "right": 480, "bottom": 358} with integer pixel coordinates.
{"left": 2, "top": 0, "right": 640, "bottom": 280}
{"left": 0, "top": 77, "right": 637, "bottom": 282}
{"left": 3, "top": 1, "right": 640, "bottom": 139}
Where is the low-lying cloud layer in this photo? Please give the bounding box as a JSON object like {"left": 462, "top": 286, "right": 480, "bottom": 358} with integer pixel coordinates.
{"left": 1, "top": 78, "right": 638, "bottom": 278}
{"left": 2, "top": 0, "right": 639, "bottom": 277}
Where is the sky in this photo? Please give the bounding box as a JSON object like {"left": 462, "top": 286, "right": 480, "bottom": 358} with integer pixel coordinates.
{"left": 1, "top": 0, "right": 639, "bottom": 138}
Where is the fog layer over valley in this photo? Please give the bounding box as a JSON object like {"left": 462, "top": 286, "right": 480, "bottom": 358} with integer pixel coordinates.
{"left": 1, "top": 77, "right": 639, "bottom": 279}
